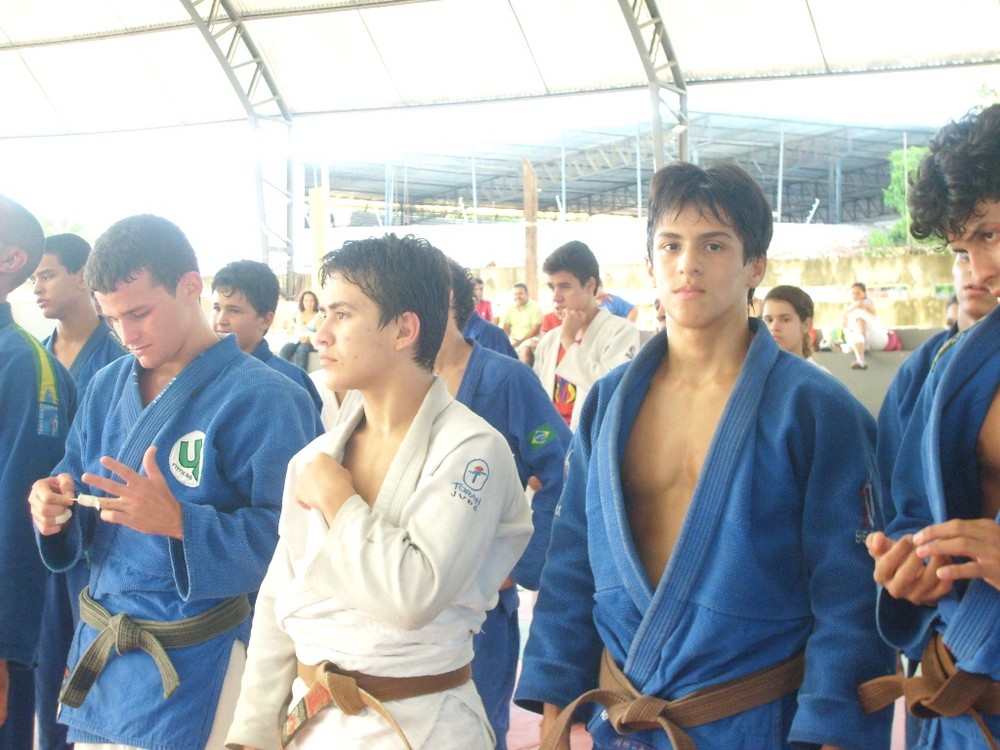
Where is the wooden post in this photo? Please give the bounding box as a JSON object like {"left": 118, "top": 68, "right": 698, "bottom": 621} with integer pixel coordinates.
{"left": 523, "top": 157, "right": 538, "bottom": 299}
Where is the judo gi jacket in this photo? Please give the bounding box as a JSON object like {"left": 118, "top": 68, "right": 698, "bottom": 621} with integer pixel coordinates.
{"left": 36, "top": 335, "right": 320, "bottom": 750}
{"left": 517, "top": 321, "right": 894, "bottom": 750}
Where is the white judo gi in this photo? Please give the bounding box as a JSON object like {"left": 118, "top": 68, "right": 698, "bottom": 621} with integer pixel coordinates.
{"left": 533, "top": 307, "right": 638, "bottom": 430}
{"left": 226, "top": 377, "right": 533, "bottom": 750}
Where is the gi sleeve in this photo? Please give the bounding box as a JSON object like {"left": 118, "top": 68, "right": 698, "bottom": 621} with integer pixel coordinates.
{"left": 789, "top": 390, "right": 895, "bottom": 750}
{"left": 554, "top": 321, "right": 638, "bottom": 395}
{"left": 503, "top": 366, "right": 572, "bottom": 591}
{"left": 169, "top": 382, "right": 321, "bottom": 601}
{"left": 304, "top": 426, "right": 532, "bottom": 631}
{"left": 226, "top": 536, "right": 298, "bottom": 750}
{"left": 514, "top": 387, "right": 604, "bottom": 714}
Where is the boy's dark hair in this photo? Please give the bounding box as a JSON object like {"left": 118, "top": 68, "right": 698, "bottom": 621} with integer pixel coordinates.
{"left": 0, "top": 195, "right": 44, "bottom": 287}
{"left": 318, "top": 233, "right": 449, "bottom": 372}
{"left": 542, "top": 240, "right": 600, "bottom": 291}
{"left": 212, "top": 260, "right": 280, "bottom": 317}
{"left": 646, "top": 162, "right": 773, "bottom": 265}
{"left": 446, "top": 257, "right": 476, "bottom": 329}
{"left": 852, "top": 281, "right": 867, "bottom": 294}
{"left": 44, "top": 233, "right": 91, "bottom": 274}
{"left": 86, "top": 214, "right": 198, "bottom": 294}
{"left": 910, "top": 104, "right": 1000, "bottom": 245}
{"left": 472, "top": 276, "right": 484, "bottom": 286}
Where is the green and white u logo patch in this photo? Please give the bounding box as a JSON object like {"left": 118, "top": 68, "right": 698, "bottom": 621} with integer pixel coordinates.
{"left": 170, "top": 431, "right": 206, "bottom": 487}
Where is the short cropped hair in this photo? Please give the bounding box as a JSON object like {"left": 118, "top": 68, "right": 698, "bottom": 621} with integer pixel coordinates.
{"left": 0, "top": 195, "right": 45, "bottom": 287}
{"left": 512, "top": 282, "right": 528, "bottom": 293}
{"left": 852, "top": 281, "right": 867, "bottom": 294}
{"left": 44, "top": 233, "right": 92, "bottom": 274}
{"left": 472, "top": 276, "right": 484, "bottom": 286}
{"left": 212, "top": 260, "right": 280, "bottom": 317}
{"left": 646, "top": 162, "right": 773, "bottom": 265}
{"left": 86, "top": 215, "right": 198, "bottom": 295}
{"left": 446, "top": 258, "right": 476, "bottom": 328}
{"left": 543, "top": 240, "right": 600, "bottom": 290}
{"left": 318, "top": 233, "right": 449, "bottom": 372}
{"left": 910, "top": 104, "right": 1000, "bottom": 244}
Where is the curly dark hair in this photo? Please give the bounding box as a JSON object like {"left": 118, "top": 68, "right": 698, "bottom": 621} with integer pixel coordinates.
{"left": 909, "top": 104, "right": 1000, "bottom": 244}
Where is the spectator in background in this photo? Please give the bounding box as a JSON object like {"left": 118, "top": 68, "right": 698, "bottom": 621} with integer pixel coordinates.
{"left": 842, "top": 281, "right": 889, "bottom": 370}
{"left": 501, "top": 282, "right": 542, "bottom": 350}
{"left": 761, "top": 285, "right": 827, "bottom": 371}
{"left": 595, "top": 277, "right": 638, "bottom": 322}
{"left": 472, "top": 277, "right": 493, "bottom": 322}
{"left": 944, "top": 293, "right": 959, "bottom": 328}
{"left": 280, "top": 289, "right": 323, "bottom": 370}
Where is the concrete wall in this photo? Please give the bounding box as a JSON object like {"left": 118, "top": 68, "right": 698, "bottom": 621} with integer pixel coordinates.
{"left": 476, "top": 252, "right": 955, "bottom": 332}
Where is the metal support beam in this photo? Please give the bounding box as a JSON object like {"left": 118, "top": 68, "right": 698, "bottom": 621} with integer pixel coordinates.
{"left": 617, "top": 0, "right": 688, "bottom": 166}
{"left": 179, "top": 0, "right": 294, "bottom": 284}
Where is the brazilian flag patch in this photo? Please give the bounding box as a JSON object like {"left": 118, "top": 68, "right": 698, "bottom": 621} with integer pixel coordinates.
{"left": 529, "top": 424, "right": 556, "bottom": 450}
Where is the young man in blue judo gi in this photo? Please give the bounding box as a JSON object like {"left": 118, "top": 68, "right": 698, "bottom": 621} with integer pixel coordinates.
{"left": 31, "top": 232, "right": 128, "bottom": 750}
{"left": 27, "top": 214, "right": 321, "bottom": 750}
{"left": 226, "top": 234, "right": 532, "bottom": 750}
{"left": 0, "top": 196, "right": 77, "bottom": 750}
{"left": 866, "top": 104, "right": 1000, "bottom": 750}
{"left": 436, "top": 257, "right": 572, "bottom": 749}
{"left": 876, "top": 244, "right": 998, "bottom": 524}
{"left": 211, "top": 259, "right": 324, "bottom": 415}
{"left": 515, "top": 162, "right": 894, "bottom": 750}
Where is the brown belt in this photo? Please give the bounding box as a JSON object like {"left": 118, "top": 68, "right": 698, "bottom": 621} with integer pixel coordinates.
{"left": 858, "top": 633, "right": 1000, "bottom": 750}
{"left": 281, "top": 659, "right": 472, "bottom": 749}
{"left": 541, "top": 648, "right": 805, "bottom": 750}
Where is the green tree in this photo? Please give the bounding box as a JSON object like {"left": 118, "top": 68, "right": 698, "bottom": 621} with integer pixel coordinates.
{"left": 870, "top": 146, "right": 934, "bottom": 251}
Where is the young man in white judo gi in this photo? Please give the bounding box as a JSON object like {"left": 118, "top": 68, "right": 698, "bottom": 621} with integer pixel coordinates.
{"left": 866, "top": 103, "right": 1000, "bottom": 750}
{"left": 532, "top": 240, "right": 639, "bottom": 430}
{"left": 515, "top": 162, "right": 894, "bottom": 750}
{"left": 226, "top": 233, "right": 533, "bottom": 750}
{"left": 28, "top": 214, "right": 321, "bottom": 750}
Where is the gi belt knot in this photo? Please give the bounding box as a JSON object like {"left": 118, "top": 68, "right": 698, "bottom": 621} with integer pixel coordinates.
{"left": 607, "top": 693, "right": 678, "bottom": 733}
{"left": 59, "top": 587, "right": 249, "bottom": 709}
{"left": 315, "top": 666, "right": 367, "bottom": 715}
{"left": 110, "top": 612, "right": 144, "bottom": 654}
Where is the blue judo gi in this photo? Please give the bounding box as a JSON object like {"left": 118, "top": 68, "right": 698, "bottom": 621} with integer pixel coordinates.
{"left": 250, "top": 337, "right": 324, "bottom": 415}
{"left": 0, "top": 302, "right": 77, "bottom": 750}
{"left": 878, "top": 307, "right": 1000, "bottom": 749}
{"left": 875, "top": 326, "right": 953, "bottom": 524}
{"left": 36, "top": 319, "right": 127, "bottom": 750}
{"left": 463, "top": 312, "right": 517, "bottom": 358}
{"left": 516, "top": 320, "right": 894, "bottom": 750}
{"left": 459, "top": 342, "right": 571, "bottom": 749}
{"left": 35, "top": 335, "right": 320, "bottom": 750}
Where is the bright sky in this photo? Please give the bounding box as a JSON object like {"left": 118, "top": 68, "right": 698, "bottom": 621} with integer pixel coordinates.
{"left": 0, "top": 64, "right": 995, "bottom": 274}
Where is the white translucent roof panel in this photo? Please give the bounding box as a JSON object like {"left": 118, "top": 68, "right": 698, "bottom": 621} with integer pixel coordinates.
{"left": 1, "top": 0, "right": 997, "bottom": 138}
{"left": 1, "top": 29, "right": 246, "bottom": 136}
{"left": 0, "top": 0, "right": 188, "bottom": 42}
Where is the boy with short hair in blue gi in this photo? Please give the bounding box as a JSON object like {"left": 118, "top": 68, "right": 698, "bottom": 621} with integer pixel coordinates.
{"left": 28, "top": 214, "right": 321, "bottom": 750}
{"left": 211, "top": 258, "right": 324, "bottom": 414}
{"left": 0, "top": 196, "right": 77, "bottom": 750}
{"left": 515, "top": 162, "right": 894, "bottom": 750}
{"left": 866, "top": 103, "right": 1000, "bottom": 750}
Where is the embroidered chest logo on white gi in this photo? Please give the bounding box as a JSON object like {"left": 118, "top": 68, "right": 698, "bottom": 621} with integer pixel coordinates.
{"left": 450, "top": 458, "right": 490, "bottom": 510}
{"left": 169, "top": 430, "right": 206, "bottom": 487}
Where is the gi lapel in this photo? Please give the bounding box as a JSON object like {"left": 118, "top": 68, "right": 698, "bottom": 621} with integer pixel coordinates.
{"left": 616, "top": 321, "right": 778, "bottom": 685}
